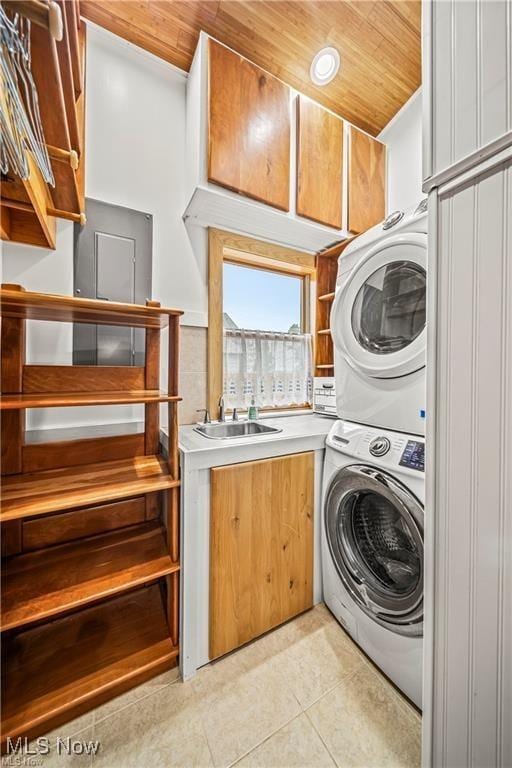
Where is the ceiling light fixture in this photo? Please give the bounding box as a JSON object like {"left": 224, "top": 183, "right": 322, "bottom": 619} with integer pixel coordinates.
{"left": 310, "top": 47, "right": 340, "bottom": 86}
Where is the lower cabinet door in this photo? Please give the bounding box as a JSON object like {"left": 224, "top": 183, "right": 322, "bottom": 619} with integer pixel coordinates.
{"left": 210, "top": 451, "right": 314, "bottom": 660}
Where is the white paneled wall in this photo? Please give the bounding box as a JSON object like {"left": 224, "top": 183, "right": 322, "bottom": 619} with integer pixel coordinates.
{"left": 426, "top": 158, "right": 512, "bottom": 768}
{"left": 424, "top": 1, "right": 512, "bottom": 766}
{"left": 424, "top": 0, "right": 512, "bottom": 184}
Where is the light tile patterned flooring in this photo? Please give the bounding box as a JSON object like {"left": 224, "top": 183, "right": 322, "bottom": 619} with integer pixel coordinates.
{"left": 36, "top": 604, "right": 421, "bottom": 768}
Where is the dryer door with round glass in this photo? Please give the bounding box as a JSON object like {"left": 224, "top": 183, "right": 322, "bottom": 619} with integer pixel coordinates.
{"left": 325, "top": 464, "right": 423, "bottom": 636}
{"left": 331, "top": 233, "right": 427, "bottom": 379}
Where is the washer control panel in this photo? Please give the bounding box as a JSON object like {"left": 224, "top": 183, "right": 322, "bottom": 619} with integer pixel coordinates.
{"left": 399, "top": 440, "right": 425, "bottom": 472}
{"left": 327, "top": 422, "right": 425, "bottom": 480}
{"left": 369, "top": 436, "right": 391, "bottom": 457}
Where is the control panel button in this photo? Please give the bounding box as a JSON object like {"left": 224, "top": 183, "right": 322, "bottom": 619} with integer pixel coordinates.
{"left": 369, "top": 436, "right": 391, "bottom": 457}
{"left": 382, "top": 210, "right": 404, "bottom": 230}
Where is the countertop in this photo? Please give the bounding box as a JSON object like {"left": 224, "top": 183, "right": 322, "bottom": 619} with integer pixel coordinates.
{"left": 170, "top": 413, "right": 334, "bottom": 470}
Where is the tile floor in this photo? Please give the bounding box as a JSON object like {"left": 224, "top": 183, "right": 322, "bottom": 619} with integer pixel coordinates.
{"left": 32, "top": 604, "right": 421, "bottom": 768}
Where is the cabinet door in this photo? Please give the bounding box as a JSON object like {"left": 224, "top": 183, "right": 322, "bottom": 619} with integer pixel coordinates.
{"left": 348, "top": 126, "right": 386, "bottom": 234}
{"left": 296, "top": 96, "right": 343, "bottom": 229}
{"left": 210, "top": 452, "right": 314, "bottom": 659}
{"left": 208, "top": 39, "right": 290, "bottom": 211}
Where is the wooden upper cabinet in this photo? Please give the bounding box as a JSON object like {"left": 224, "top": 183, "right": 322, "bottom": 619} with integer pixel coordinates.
{"left": 348, "top": 126, "right": 386, "bottom": 234}
{"left": 296, "top": 96, "right": 343, "bottom": 229}
{"left": 208, "top": 39, "right": 291, "bottom": 212}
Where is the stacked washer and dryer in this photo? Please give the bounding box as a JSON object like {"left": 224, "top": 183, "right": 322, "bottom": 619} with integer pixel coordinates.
{"left": 322, "top": 200, "right": 427, "bottom": 709}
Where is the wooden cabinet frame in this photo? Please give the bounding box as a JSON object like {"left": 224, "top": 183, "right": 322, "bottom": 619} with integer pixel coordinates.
{"left": 208, "top": 229, "right": 315, "bottom": 419}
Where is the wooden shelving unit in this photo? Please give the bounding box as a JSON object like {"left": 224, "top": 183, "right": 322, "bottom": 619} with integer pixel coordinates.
{"left": 1, "top": 455, "right": 179, "bottom": 521}
{"left": 2, "top": 522, "right": 178, "bottom": 631}
{"left": 314, "top": 239, "right": 354, "bottom": 375}
{"left": 2, "top": 585, "right": 178, "bottom": 743}
{"left": 0, "top": 284, "right": 183, "bottom": 748}
{"left": 0, "top": 1, "right": 87, "bottom": 249}
{"left": 0, "top": 391, "right": 180, "bottom": 409}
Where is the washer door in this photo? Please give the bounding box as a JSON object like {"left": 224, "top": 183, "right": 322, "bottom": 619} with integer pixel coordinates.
{"left": 331, "top": 233, "right": 427, "bottom": 378}
{"left": 325, "top": 465, "right": 423, "bottom": 636}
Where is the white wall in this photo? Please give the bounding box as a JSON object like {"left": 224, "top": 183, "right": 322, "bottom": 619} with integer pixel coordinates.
{"left": 1, "top": 24, "right": 207, "bottom": 430}
{"left": 378, "top": 89, "right": 423, "bottom": 212}
{"left": 85, "top": 25, "right": 206, "bottom": 325}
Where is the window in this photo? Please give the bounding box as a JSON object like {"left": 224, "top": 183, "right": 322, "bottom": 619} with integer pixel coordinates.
{"left": 222, "top": 261, "right": 313, "bottom": 411}
{"left": 208, "top": 230, "right": 315, "bottom": 418}
{"left": 223, "top": 263, "right": 302, "bottom": 333}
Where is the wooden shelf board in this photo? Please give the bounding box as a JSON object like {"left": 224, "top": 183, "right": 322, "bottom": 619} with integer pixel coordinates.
{"left": 318, "top": 237, "right": 353, "bottom": 259}
{"left": 318, "top": 292, "right": 336, "bottom": 302}
{"left": 1, "top": 522, "right": 178, "bottom": 631}
{"left": 317, "top": 328, "right": 332, "bottom": 336}
{"left": 1, "top": 455, "right": 179, "bottom": 522}
{"left": 0, "top": 287, "right": 183, "bottom": 328}
{"left": 1, "top": 584, "right": 178, "bottom": 746}
{"left": 316, "top": 364, "right": 334, "bottom": 369}
{"left": 0, "top": 391, "right": 181, "bottom": 410}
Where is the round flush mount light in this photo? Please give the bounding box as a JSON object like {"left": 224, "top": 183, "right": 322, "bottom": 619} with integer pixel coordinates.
{"left": 310, "top": 47, "right": 340, "bottom": 86}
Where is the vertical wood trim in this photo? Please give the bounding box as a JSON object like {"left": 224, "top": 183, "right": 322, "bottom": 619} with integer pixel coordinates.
{"left": 1, "top": 298, "right": 26, "bottom": 475}
{"left": 167, "top": 486, "right": 180, "bottom": 646}
{"left": 301, "top": 274, "right": 311, "bottom": 334}
{"left": 208, "top": 228, "right": 224, "bottom": 420}
{"left": 165, "top": 315, "right": 180, "bottom": 645}
{"left": 144, "top": 301, "right": 160, "bottom": 457}
{"left": 168, "top": 315, "right": 179, "bottom": 478}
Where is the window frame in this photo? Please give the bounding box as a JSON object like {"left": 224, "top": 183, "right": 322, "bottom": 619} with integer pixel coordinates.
{"left": 208, "top": 228, "right": 316, "bottom": 419}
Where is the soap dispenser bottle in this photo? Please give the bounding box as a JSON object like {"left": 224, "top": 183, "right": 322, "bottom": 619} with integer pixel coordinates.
{"left": 248, "top": 396, "right": 259, "bottom": 420}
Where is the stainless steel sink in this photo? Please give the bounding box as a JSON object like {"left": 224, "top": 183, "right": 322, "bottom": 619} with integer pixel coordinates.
{"left": 194, "top": 421, "right": 282, "bottom": 440}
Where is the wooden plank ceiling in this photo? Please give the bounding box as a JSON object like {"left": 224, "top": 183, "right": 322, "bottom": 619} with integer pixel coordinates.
{"left": 80, "top": 0, "right": 421, "bottom": 136}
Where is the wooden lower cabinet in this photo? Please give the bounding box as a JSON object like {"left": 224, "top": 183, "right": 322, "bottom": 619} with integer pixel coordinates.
{"left": 209, "top": 452, "right": 314, "bottom": 659}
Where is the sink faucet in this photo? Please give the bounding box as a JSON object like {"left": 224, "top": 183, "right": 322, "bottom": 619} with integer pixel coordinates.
{"left": 196, "top": 408, "right": 210, "bottom": 424}
{"left": 218, "top": 395, "right": 225, "bottom": 422}
{"left": 232, "top": 408, "right": 238, "bottom": 422}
